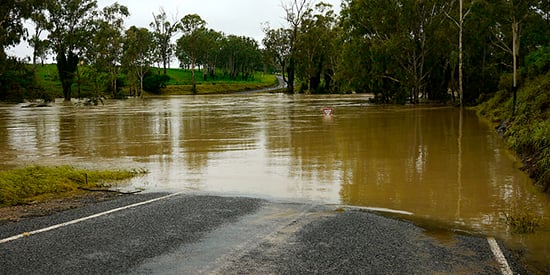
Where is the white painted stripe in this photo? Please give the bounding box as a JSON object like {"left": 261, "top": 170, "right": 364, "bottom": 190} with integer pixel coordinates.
{"left": 0, "top": 192, "right": 184, "bottom": 244}
{"left": 487, "top": 237, "right": 514, "bottom": 275}
{"left": 341, "top": 205, "right": 413, "bottom": 216}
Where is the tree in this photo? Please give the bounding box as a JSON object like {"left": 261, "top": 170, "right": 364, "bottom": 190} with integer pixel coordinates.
{"left": 262, "top": 27, "right": 291, "bottom": 85}
{"left": 295, "top": 2, "right": 337, "bottom": 94}
{"left": 0, "top": 0, "right": 33, "bottom": 62}
{"left": 491, "top": 0, "right": 537, "bottom": 115}
{"left": 446, "top": 0, "right": 475, "bottom": 106}
{"left": 150, "top": 8, "right": 180, "bottom": 75}
{"left": 177, "top": 14, "right": 207, "bottom": 93}
{"left": 89, "top": 3, "right": 129, "bottom": 98}
{"left": 219, "top": 35, "right": 261, "bottom": 81}
{"left": 283, "top": 0, "right": 315, "bottom": 93}
{"left": 46, "top": 0, "right": 98, "bottom": 101}
{"left": 200, "top": 29, "right": 224, "bottom": 80}
{"left": 123, "top": 26, "right": 154, "bottom": 97}
{"left": 28, "top": 2, "right": 51, "bottom": 70}
{"left": 0, "top": 0, "right": 36, "bottom": 97}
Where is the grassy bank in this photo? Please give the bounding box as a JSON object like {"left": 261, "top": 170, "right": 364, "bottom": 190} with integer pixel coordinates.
{"left": 0, "top": 166, "right": 144, "bottom": 207}
{"left": 32, "top": 64, "right": 278, "bottom": 98}
{"left": 161, "top": 69, "right": 278, "bottom": 95}
{"left": 478, "top": 71, "right": 550, "bottom": 193}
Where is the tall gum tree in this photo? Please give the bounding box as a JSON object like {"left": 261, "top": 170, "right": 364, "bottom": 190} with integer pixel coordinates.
{"left": 123, "top": 26, "right": 154, "bottom": 97}
{"left": 150, "top": 8, "right": 180, "bottom": 75}
{"left": 93, "top": 3, "right": 129, "bottom": 98}
{"left": 283, "top": 0, "right": 314, "bottom": 94}
{"left": 262, "top": 27, "right": 291, "bottom": 85}
{"left": 47, "top": 0, "right": 98, "bottom": 101}
{"left": 177, "top": 14, "right": 207, "bottom": 93}
{"left": 491, "top": 0, "right": 536, "bottom": 115}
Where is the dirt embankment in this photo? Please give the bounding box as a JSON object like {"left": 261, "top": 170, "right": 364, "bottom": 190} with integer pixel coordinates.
{"left": 0, "top": 192, "right": 122, "bottom": 225}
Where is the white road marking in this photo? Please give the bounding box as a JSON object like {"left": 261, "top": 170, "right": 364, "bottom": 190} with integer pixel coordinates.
{"left": 0, "top": 192, "right": 184, "bottom": 244}
{"left": 487, "top": 237, "right": 514, "bottom": 275}
{"left": 340, "top": 205, "right": 414, "bottom": 215}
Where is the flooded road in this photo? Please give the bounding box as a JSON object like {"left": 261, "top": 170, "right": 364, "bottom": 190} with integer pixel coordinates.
{"left": 0, "top": 94, "right": 549, "bottom": 271}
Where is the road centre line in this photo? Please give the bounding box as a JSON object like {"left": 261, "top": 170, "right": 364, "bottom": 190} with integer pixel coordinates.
{"left": 0, "top": 192, "right": 184, "bottom": 244}
{"left": 487, "top": 237, "right": 514, "bottom": 275}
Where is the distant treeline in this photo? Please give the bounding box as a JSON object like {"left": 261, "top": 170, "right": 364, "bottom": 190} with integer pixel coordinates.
{"left": 1, "top": 0, "right": 550, "bottom": 105}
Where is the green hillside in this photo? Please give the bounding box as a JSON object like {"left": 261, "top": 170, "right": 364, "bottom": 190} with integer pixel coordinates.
{"left": 32, "top": 64, "right": 278, "bottom": 97}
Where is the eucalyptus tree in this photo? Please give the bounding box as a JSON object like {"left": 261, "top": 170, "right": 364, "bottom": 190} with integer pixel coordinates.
{"left": 88, "top": 3, "right": 129, "bottom": 98}
{"left": 150, "top": 8, "right": 180, "bottom": 75}
{"left": 123, "top": 26, "right": 154, "bottom": 97}
{"left": 220, "top": 35, "right": 261, "bottom": 80}
{"left": 46, "top": 0, "right": 98, "bottom": 101}
{"left": 339, "top": 0, "right": 405, "bottom": 101}
{"left": 490, "top": 0, "right": 538, "bottom": 115}
{"left": 0, "top": 0, "right": 34, "bottom": 62}
{"left": 339, "top": 0, "right": 449, "bottom": 103}
{"left": 262, "top": 27, "right": 291, "bottom": 85}
{"left": 282, "top": 0, "right": 315, "bottom": 93}
{"left": 200, "top": 29, "right": 224, "bottom": 80}
{"left": 28, "top": 2, "right": 51, "bottom": 70}
{"left": 0, "top": 0, "right": 35, "bottom": 96}
{"left": 446, "top": 0, "right": 476, "bottom": 106}
{"left": 295, "top": 2, "right": 337, "bottom": 94}
{"left": 176, "top": 14, "right": 207, "bottom": 93}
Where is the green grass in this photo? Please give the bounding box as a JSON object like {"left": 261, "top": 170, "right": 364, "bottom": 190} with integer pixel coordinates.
{"left": 160, "top": 69, "right": 278, "bottom": 95}
{"left": 33, "top": 64, "right": 278, "bottom": 97}
{"left": 506, "top": 210, "right": 542, "bottom": 234}
{"left": 478, "top": 71, "right": 550, "bottom": 192}
{"left": 0, "top": 166, "right": 146, "bottom": 207}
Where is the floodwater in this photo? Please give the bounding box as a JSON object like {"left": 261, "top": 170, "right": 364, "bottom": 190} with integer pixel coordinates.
{"left": 1, "top": 94, "right": 549, "bottom": 271}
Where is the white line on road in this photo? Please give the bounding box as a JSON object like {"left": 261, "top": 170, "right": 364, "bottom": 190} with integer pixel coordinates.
{"left": 0, "top": 192, "right": 184, "bottom": 244}
{"left": 487, "top": 237, "right": 514, "bottom": 275}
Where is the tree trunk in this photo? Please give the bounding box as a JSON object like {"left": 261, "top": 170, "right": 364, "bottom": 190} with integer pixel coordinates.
{"left": 56, "top": 51, "right": 79, "bottom": 102}
{"left": 287, "top": 56, "right": 295, "bottom": 94}
{"left": 512, "top": 20, "right": 520, "bottom": 116}
{"left": 458, "top": 0, "right": 464, "bottom": 106}
{"left": 191, "top": 54, "right": 197, "bottom": 94}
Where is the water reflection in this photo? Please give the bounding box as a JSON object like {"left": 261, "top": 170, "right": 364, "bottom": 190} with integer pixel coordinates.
{"left": 0, "top": 96, "right": 549, "bottom": 270}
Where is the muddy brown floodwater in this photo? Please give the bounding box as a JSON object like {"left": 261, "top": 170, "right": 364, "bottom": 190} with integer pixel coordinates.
{"left": 1, "top": 94, "right": 549, "bottom": 271}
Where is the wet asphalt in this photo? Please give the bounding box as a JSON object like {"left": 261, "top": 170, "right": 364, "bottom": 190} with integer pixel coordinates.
{"left": 0, "top": 193, "right": 528, "bottom": 274}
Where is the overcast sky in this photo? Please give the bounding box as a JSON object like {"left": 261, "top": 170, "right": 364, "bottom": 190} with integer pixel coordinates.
{"left": 9, "top": 0, "right": 342, "bottom": 60}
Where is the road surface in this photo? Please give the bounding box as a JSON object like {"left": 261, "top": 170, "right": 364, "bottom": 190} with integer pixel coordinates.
{"left": 0, "top": 193, "right": 527, "bottom": 274}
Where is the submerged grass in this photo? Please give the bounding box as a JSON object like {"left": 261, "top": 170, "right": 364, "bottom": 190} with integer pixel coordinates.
{"left": 505, "top": 210, "right": 542, "bottom": 234}
{"left": 0, "top": 166, "right": 145, "bottom": 207}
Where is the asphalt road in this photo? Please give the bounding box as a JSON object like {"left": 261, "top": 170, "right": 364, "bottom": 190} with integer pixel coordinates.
{"left": 0, "top": 193, "right": 527, "bottom": 274}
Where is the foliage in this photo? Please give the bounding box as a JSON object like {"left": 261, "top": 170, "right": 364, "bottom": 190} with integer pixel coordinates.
{"left": 2, "top": 0, "right": 549, "bottom": 104}
{"left": 505, "top": 210, "right": 542, "bottom": 234}
{"left": 86, "top": 3, "right": 129, "bottom": 98}
{"left": 177, "top": 14, "right": 207, "bottom": 93}
{"left": 0, "top": 166, "right": 143, "bottom": 207}
{"left": 478, "top": 71, "right": 550, "bottom": 192}
{"left": 143, "top": 72, "right": 170, "bottom": 94}
{"left": 46, "top": 0, "right": 98, "bottom": 101}
{"left": 150, "top": 8, "right": 180, "bottom": 75}
{"left": 525, "top": 44, "right": 550, "bottom": 77}
{"left": 122, "top": 26, "right": 154, "bottom": 97}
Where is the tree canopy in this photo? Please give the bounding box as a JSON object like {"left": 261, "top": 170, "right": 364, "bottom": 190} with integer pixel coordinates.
{"left": 1, "top": 0, "right": 549, "bottom": 105}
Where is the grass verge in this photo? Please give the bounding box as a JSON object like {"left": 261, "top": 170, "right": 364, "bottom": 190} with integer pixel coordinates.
{"left": 478, "top": 71, "right": 550, "bottom": 193}
{"left": 0, "top": 166, "right": 146, "bottom": 207}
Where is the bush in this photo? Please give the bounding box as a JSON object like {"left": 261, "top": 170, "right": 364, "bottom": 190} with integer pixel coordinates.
{"left": 526, "top": 44, "right": 550, "bottom": 77}
{"left": 143, "top": 73, "right": 170, "bottom": 94}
